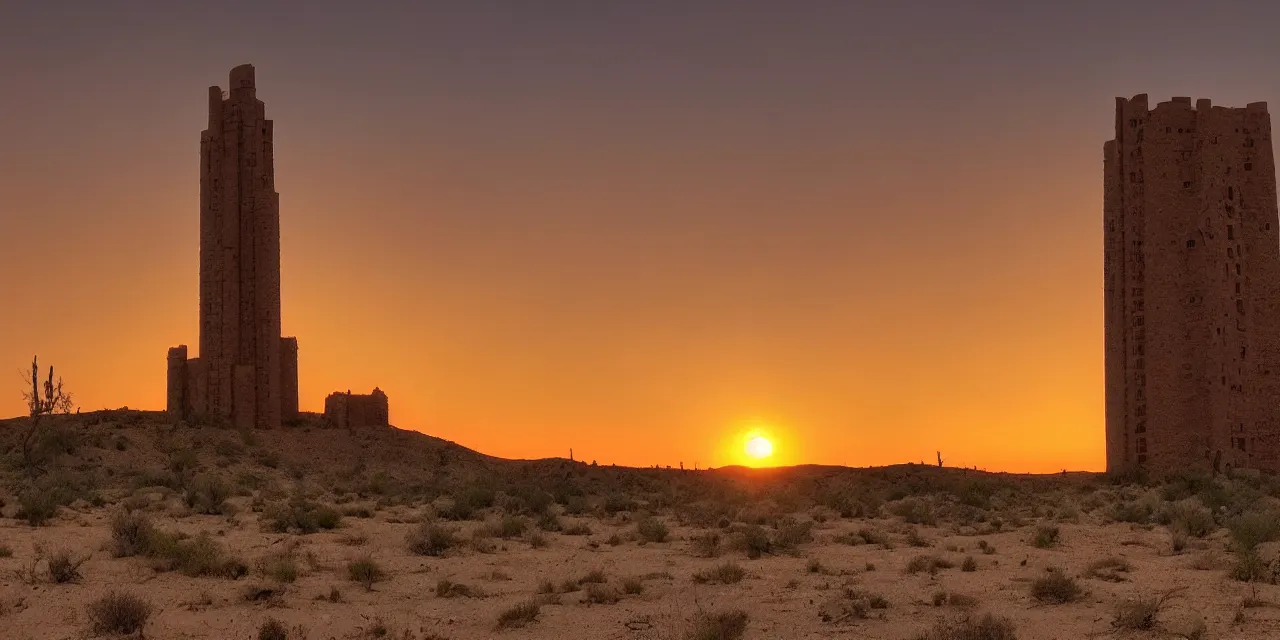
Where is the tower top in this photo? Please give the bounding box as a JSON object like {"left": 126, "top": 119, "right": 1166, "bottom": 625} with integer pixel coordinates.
{"left": 230, "top": 64, "right": 255, "bottom": 89}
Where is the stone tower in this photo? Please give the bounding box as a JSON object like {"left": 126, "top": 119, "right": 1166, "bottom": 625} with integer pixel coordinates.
{"left": 1104, "top": 95, "right": 1280, "bottom": 474}
{"left": 167, "top": 64, "right": 299, "bottom": 429}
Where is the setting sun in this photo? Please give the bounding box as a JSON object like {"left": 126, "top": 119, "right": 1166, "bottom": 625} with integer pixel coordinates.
{"left": 745, "top": 435, "right": 774, "bottom": 460}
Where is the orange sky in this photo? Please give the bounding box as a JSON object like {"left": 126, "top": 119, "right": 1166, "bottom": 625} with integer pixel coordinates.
{"left": 5, "top": 2, "right": 1280, "bottom": 472}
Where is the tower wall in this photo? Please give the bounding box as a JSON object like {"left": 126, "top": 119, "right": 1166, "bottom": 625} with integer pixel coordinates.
{"left": 173, "top": 63, "right": 289, "bottom": 428}
{"left": 1105, "top": 96, "right": 1280, "bottom": 474}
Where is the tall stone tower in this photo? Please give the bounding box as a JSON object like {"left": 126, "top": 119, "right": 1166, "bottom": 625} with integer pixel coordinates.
{"left": 1104, "top": 95, "right": 1280, "bottom": 474}
{"left": 167, "top": 64, "right": 299, "bottom": 429}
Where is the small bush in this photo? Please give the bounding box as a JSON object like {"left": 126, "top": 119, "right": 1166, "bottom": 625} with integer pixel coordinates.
{"left": 264, "top": 499, "right": 342, "bottom": 534}
{"left": 1084, "top": 556, "right": 1132, "bottom": 582}
{"left": 913, "top": 613, "right": 1016, "bottom": 640}
{"left": 45, "top": 548, "right": 88, "bottom": 584}
{"left": 347, "top": 556, "right": 385, "bottom": 591}
{"left": 906, "top": 527, "right": 930, "bottom": 548}
{"left": 693, "top": 562, "right": 746, "bottom": 584}
{"left": 407, "top": 523, "right": 459, "bottom": 556}
{"left": 773, "top": 517, "right": 814, "bottom": 551}
{"left": 110, "top": 510, "right": 155, "bottom": 558}
{"left": 1114, "top": 589, "right": 1184, "bottom": 630}
{"left": 1031, "top": 569, "right": 1082, "bottom": 604}
{"left": 486, "top": 515, "right": 527, "bottom": 539}
{"left": 961, "top": 556, "right": 978, "bottom": 572}
{"left": 1227, "top": 510, "right": 1280, "bottom": 552}
{"left": 1032, "top": 525, "right": 1060, "bottom": 549}
{"left": 17, "top": 488, "right": 60, "bottom": 526}
{"left": 258, "top": 618, "right": 288, "bottom": 640}
{"left": 579, "top": 568, "right": 607, "bottom": 584}
{"left": 87, "top": 591, "right": 152, "bottom": 636}
{"left": 637, "top": 517, "right": 669, "bottom": 543}
{"left": 977, "top": 540, "right": 995, "bottom": 555}
{"left": 185, "top": 473, "right": 232, "bottom": 515}
{"left": 585, "top": 583, "right": 620, "bottom": 604}
{"left": 687, "top": 610, "right": 748, "bottom": 640}
{"left": 739, "top": 525, "right": 772, "bottom": 558}
{"left": 436, "top": 578, "right": 483, "bottom": 598}
{"left": 562, "top": 522, "right": 593, "bottom": 536}
{"left": 622, "top": 577, "right": 644, "bottom": 594}
{"left": 905, "top": 555, "right": 954, "bottom": 575}
{"left": 496, "top": 600, "right": 540, "bottom": 629}
{"left": 259, "top": 550, "right": 299, "bottom": 583}
{"left": 691, "top": 532, "right": 722, "bottom": 557}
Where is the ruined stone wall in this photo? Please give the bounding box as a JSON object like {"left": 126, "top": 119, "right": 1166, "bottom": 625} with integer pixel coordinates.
{"left": 166, "top": 346, "right": 188, "bottom": 419}
{"left": 178, "top": 63, "right": 287, "bottom": 428}
{"left": 324, "top": 389, "right": 389, "bottom": 428}
{"left": 280, "top": 337, "right": 299, "bottom": 421}
{"left": 1105, "top": 95, "right": 1280, "bottom": 474}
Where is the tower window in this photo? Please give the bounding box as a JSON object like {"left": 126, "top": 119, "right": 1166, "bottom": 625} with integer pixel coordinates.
{"left": 1238, "top": 299, "right": 1246, "bottom": 314}
{"left": 1229, "top": 225, "right": 1235, "bottom": 239}
{"left": 1166, "top": 127, "right": 1172, "bottom": 133}
{"left": 1184, "top": 181, "right": 1192, "bottom": 189}
{"left": 1188, "top": 239, "right": 1196, "bottom": 248}
{"left": 1229, "top": 187, "right": 1234, "bottom": 200}
{"left": 1245, "top": 162, "right": 1253, "bottom": 171}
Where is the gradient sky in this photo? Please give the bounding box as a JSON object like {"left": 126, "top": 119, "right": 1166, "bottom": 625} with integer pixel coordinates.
{"left": 5, "top": 1, "right": 1280, "bottom": 472}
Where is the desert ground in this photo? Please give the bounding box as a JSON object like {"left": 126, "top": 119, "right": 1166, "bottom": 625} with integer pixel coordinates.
{"left": 0, "top": 410, "right": 1278, "bottom": 639}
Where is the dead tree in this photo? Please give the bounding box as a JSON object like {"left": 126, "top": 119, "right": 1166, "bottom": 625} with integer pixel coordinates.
{"left": 18, "top": 356, "right": 74, "bottom": 476}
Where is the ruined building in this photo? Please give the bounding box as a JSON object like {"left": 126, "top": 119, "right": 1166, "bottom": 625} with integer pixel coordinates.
{"left": 324, "top": 389, "right": 390, "bottom": 428}
{"left": 167, "top": 64, "right": 299, "bottom": 428}
{"left": 1104, "top": 95, "right": 1280, "bottom": 474}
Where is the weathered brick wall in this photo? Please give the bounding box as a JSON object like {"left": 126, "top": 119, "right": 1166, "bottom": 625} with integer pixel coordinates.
{"left": 280, "top": 337, "right": 299, "bottom": 421}
{"left": 1105, "top": 95, "right": 1280, "bottom": 474}
{"left": 166, "top": 346, "right": 188, "bottom": 419}
{"left": 324, "top": 389, "right": 389, "bottom": 428}
{"left": 172, "top": 64, "right": 292, "bottom": 429}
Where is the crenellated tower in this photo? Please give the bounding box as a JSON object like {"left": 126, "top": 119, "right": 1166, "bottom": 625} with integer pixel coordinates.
{"left": 167, "top": 64, "right": 299, "bottom": 429}
{"left": 1105, "top": 95, "right": 1280, "bottom": 474}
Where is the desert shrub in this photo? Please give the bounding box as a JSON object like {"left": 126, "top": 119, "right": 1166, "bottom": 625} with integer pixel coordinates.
{"left": 170, "top": 533, "right": 248, "bottom": 578}
{"left": 1084, "top": 556, "right": 1132, "bottom": 582}
{"left": 536, "top": 511, "right": 562, "bottom": 532}
{"left": 820, "top": 588, "right": 889, "bottom": 622}
{"left": 17, "top": 487, "right": 60, "bottom": 526}
{"left": 691, "top": 532, "right": 722, "bottom": 558}
{"left": 603, "top": 493, "right": 637, "bottom": 514}
{"left": 977, "top": 540, "right": 995, "bottom": 555}
{"left": 1227, "top": 509, "right": 1280, "bottom": 552}
{"left": 562, "top": 521, "right": 593, "bottom": 536}
{"left": 1229, "top": 549, "right": 1273, "bottom": 582}
{"left": 579, "top": 568, "right": 607, "bottom": 584}
{"left": 961, "top": 556, "right": 978, "bottom": 572}
{"left": 735, "top": 524, "right": 772, "bottom": 558}
{"left": 1113, "top": 589, "right": 1184, "bottom": 630}
{"left": 585, "top": 583, "right": 620, "bottom": 604}
{"left": 263, "top": 499, "right": 341, "bottom": 534}
{"left": 913, "top": 613, "right": 1016, "bottom": 640}
{"left": 526, "top": 531, "right": 547, "bottom": 548}
{"left": 258, "top": 618, "right": 288, "bottom": 640}
{"left": 436, "top": 578, "right": 483, "bottom": 598}
{"left": 406, "top": 523, "right": 459, "bottom": 556}
{"left": 890, "top": 498, "right": 936, "bottom": 525}
{"left": 1110, "top": 500, "right": 1154, "bottom": 524}
{"left": 906, "top": 527, "right": 930, "bottom": 548}
{"left": 622, "top": 577, "right": 644, "bottom": 594}
{"left": 693, "top": 562, "right": 746, "bottom": 584}
{"left": 347, "top": 555, "right": 385, "bottom": 590}
{"left": 1031, "top": 569, "right": 1082, "bottom": 603}
{"left": 484, "top": 514, "right": 528, "bottom": 539}
{"left": 46, "top": 548, "right": 88, "bottom": 583}
{"left": 1160, "top": 500, "right": 1215, "bottom": 538}
{"left": 773, "top": 517, "right": 814, "bottom": 550}
{"left": 185, "top": 473, "right": 232, "bottom": 515}
{"left": 110, "top": 510, "right": 156, "bottom": 558}
{"left": 1032, "top": 525, "right": 1060, "bottom": 548}
{"left": 857, "top": 527, "right": 891, "bottom": 548}
{"left": 637, "top": 517, "right": 669, "bottom": 543}
{"left": 258, "top": 550, "right": 299, "bottom": 583}
{"left": 687, "top": 610, "right": 748, "bottom": 640}
{"left": 496, "top": 600, "right": 540, "bottom": 629}
{"left": 87, "top": 591, "right": 152, "bottom": 636}
{"left": 905, "top": 555, "right": 954, "bottom": 575}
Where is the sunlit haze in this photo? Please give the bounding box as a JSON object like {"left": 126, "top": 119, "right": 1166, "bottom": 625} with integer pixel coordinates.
{"left": 6, "top": 2, "right": 1280, "bottom": 472}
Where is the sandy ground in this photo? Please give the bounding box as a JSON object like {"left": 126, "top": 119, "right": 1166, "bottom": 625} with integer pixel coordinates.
{"left": 0, "top": 499, "right": 1277, "bottom": 640}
